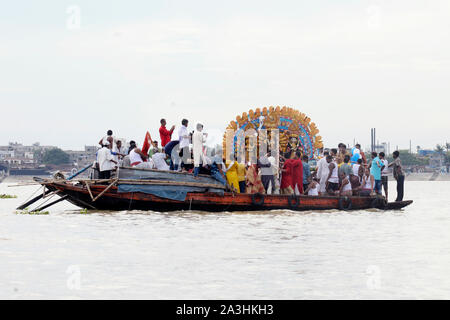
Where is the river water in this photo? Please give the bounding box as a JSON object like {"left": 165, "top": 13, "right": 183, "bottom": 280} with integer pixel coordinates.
{"left": 1, "top": 178, "right": 449, "bottom": 299}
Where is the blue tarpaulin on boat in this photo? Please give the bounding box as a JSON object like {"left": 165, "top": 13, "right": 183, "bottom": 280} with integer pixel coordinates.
{"left": 117, "top": 184, "right": 223, "bottom": 201}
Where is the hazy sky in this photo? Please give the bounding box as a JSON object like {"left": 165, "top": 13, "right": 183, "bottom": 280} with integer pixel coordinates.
{"left": 1, "top": 0, "right": 449, "bottom": 151}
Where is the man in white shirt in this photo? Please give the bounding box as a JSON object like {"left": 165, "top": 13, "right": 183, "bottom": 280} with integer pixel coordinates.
{"left": 316, "top": 150, "right": 330, "bottom": 195}
{"left": 192, "top": 123, "right": 208, "bottom": 177}
{"left": 178, "top": 118, "right": 191, "bottom": 170}
{"left": 152, "top": 151, "right": 170, "bottom": 171}
{"left": 112, "top": 140, "right": 127, "bottom": 165}
{"left": 97, "top": 141, "right": 117, "bottom": 179}
{"left": 129, "top": 144, "right": 154, "bottom": 169}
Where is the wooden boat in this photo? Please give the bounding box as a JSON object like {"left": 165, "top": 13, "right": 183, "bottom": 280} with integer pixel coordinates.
{"left": 22, "top": 167, "right": 413, "bottom": 212}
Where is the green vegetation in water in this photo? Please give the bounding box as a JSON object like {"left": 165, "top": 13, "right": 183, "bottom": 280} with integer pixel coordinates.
{"left": 15, "top": 208, "right": 49, "bottom": 215}
{"left": 1, "top": 194, "right": 18, "bottom": 199}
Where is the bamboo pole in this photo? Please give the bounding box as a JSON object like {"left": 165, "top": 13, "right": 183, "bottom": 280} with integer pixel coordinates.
{"left": 16, "top": 188, "right": 52, "bottom": 210}
{"left": 92, "top": 179, "right": 119, "bottom": 202}
{"left": 31, "top": 195, "right": 69, "bottom": 212}
{"left": 42, "top": 190, "right": 60, "bottom": 199}
{"left": 8, "top": 182, "right": 44, "bottom": 187}
{"left": 84, "top": 181, "right": 94, "bottom": 201}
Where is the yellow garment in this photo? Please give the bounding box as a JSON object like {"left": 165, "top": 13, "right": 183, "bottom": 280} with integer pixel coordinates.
{"left": 225, "top": 160, "right": 240, "bottom": 193}
{"left": 237, "top": 163, "right": 246, "bottom": 182}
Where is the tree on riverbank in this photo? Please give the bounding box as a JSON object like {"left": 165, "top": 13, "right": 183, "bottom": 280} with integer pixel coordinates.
{"left": 42, "top": 148, "right": 70, "bottom": 165}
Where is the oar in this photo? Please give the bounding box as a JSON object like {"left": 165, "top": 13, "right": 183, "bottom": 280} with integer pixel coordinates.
{"left": 67, "top": 164, "right": 93, "bottom": 180}
{"left": 16, "top": 164, "right": 92, "bottom": 210}
{"left": 16, "top": 188, "right": 52, "bottom": 210}
{"left": 31, "top": 195, "right": 69, "bottom": 212}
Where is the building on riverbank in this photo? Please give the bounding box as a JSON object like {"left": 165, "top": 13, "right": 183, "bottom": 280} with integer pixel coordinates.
{"left": 0, "top": 142, "right": 98, "bottom": 174}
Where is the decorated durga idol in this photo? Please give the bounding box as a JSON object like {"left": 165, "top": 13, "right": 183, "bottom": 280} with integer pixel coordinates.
{"left": 222, "top": 106, "right": 324, "bottom": 162}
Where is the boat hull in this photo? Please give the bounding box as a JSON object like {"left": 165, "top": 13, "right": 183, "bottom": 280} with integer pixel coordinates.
{"left": 42, "top": 180, "right": 413, "bottom": 212}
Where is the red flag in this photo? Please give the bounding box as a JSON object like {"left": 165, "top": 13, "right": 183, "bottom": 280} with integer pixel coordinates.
{"left": 141, "top": 131, "right": 153, "bottom": 158}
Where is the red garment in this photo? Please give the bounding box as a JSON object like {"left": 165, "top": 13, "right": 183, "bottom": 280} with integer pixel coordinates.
{"left": 159, "top": 125, "right": 174, "bottom": 147}
{"left": 292, "top": 159, "right": 304, "bottom": 193}
{"left": 280, "top": 159, "right": 295, "bottom": 189}
{"left": 141, "top": 131, "right": 152, "bottom": 161}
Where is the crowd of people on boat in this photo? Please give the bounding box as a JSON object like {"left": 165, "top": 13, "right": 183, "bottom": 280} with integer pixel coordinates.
{"left": 95, "top": 119, "right": 405, "bottom": 202}
{"left": 314, "top": 144, "right": 405, "bottom": 202}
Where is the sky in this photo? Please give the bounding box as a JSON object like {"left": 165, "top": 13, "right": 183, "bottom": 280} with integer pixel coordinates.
{"left": 1, "top": 0, "right": 449, "bottom": 152}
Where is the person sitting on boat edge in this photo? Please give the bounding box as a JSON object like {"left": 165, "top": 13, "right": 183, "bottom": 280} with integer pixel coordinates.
{"left": 152, "top": 150, "right": 170, "bottom": 171}
{"left": 209, "top": 155, "right": 226, "bottom": 186}
{"left": 338, "top": 172, "right": 353, "bottom": 196}
{"left": 148, "top": 141, "right": 161, "bottom": 158}
{"left": 304, "top": 176, "right": 319, "bottom": 196}
{"left": 128, "top": 140, "right": 137, "bottom": 155}
{"left": 360, "top": 167, "right": 375, "bottom": 196}
{"left": 129, "top": 142, "right": 154, "bottom": 169}
{"left": 97, "top": 140, "right": 117, "bottom": 179}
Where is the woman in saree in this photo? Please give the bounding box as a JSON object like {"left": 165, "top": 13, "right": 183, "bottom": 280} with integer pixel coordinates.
{"left": 225, "top": 160, "right": 240, "bottom": 193}
{"left": 246, "top": 163, "right": 265, "bottom": 194}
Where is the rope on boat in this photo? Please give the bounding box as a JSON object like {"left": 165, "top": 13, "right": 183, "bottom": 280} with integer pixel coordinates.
{"left": 22, "top": 185, "right": 44, "bottom": 204}
{"left": 30, "top": 191, "right": 59, "bottom": 212}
